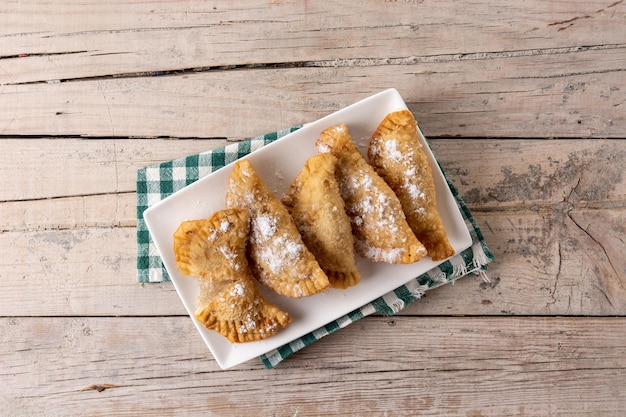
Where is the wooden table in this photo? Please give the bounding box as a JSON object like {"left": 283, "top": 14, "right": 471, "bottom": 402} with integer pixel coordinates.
{"left": 2, "top": 1, "right": 625, "bottom": 415}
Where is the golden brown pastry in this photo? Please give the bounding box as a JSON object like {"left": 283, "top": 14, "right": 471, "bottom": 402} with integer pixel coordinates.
{"left": 225, "top": 159, "right": 330, "bottom": 297}
{"left": 174, "top": 207, "right": 291, "bottom": 343}
{"left": 282, "top": 153, "right": 360, "bottom": 289}
{"left": 194, "top": 274, "right": 291, "bottom": 343}
{"left": 315, "top": 124, "right": 427, "bottom": 264}
{"left": 368, "top": 110, "right": 455, "bottom": 261}
{"left": 173, "top": 208, "right": 251, "bottom": 281}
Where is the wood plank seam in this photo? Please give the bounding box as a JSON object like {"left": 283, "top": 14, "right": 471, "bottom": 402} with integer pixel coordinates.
{"left": 3, "top": 43, "right": 625, "bottom": 86}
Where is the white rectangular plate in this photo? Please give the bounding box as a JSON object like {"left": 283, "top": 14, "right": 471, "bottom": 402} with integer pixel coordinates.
{"left": 144, "top": 89, "right": 472, "bottom": 369}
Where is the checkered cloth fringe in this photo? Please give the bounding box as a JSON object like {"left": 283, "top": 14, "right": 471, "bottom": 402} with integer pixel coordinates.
{"left": 136, "top": 126, "right": 494, "bottom": 368}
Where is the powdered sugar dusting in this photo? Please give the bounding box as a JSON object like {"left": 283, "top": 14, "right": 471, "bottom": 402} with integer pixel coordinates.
{"left": 284, "top": 239, "right": 302, "bottom": 257}
{"left": 257, "top": 233, "right": 304, "bottom": 274}
{"left": 254, "top": 215, "right": 277, "bottom": 242}
{"left": 384, "top": 139, "right": 403, "bottom": 162}
{"left": 403, "top": 169, "right": 427, "bottom": 215}
{"left": 317, "top": 142, "right": 331, "bottom": 154}
{"left": 360, "top": 174, "right": 372, "bottom": 189}
{"left": 219, "top": 246, "right": 239, "bottom": 270}
{"left": 406, "top": 182, "right": 426, "bottom": 201}
{"left": 373, "top": 135, "right": 427, "bottom": 214}
{"left": 239, "top": 313, "right": 259, "bottom": 335}
{"left": 341, "top": 167, "right": 401, "bottom": 233}
{"left": 208, "top": 220, "right": 232, "bottom": 242}
{"left": 258, "top": 321, "right": 277, "bottom": 337}
{"left": 229, "top": 282, "right": 245, "bottom": 297}
{"left": 243, "top": 191, "right": 256, "bottom": 205}
{"left": 251, "top": 214, "right": 303, "bottom": 274}
{"left": 246, "top": 315, "right": 256, "bottom": 330}
{"left": 355, "top": 238, "right": 403, "bottom": 263}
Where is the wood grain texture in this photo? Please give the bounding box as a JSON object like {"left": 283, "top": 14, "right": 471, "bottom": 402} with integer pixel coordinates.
{"left": 1, "top": 139, "right": 624, "bottom": 316}
{"left": 2, "top": 316, "right": 625, "bottom": 416}
{"left": 2, "top": 0, "right": 625, "bottom": 415}
{"left": 2, "top": 0, "right": 625, "bottom": 83}
{"left": 0, "top": 138, "right": 229, "bottom": 201}
{"left": 2, "top": 138, "right": 624, "bottom": 203}
{"left": 2, "top": 47, "right": 625, "bottom": 138}
{"left": 2, "top": 208, "right": 623, "bottom": 317}
{"left": 2, "top": 1, "right": 624, "bottom": 139}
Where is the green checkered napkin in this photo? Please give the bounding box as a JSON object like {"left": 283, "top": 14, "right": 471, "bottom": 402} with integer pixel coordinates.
{"left": 136, "top": 126, "right": 494, "bottom": 368}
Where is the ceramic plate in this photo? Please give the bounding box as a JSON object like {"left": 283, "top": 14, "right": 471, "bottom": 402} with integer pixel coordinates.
{"left": 144, "top": 89, "right": 472, "bottom": 369}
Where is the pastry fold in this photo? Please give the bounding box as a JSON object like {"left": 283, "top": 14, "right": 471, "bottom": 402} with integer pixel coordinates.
{"left": 194, "top": 277, "right": 291, "bottom": 343}
{"left": 283, "top": 153, "right": 360, "bottom": 289}
{"left": 316, "top": 124, "right": 426, "bottom": 264}
{"left": 368, "top": 110, "right": 454, "bottom": 261}
{"left": 174, "top": 208, "right": 251, "bottom": 281}
{"left": 225, "top": 159, "right": 330, "bottom": 297}
{"left": 174, "top": 208, "right": 291, "bottom": 343}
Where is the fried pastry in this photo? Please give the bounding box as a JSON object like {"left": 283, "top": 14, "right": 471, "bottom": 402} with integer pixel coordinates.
{"left": 173, "top": 208, "right": 251, "bottom": 281}
{"left": 194, "top": 275, "right": 291, "bottom": 343}
{"left": 282, "top": 153, "right": 360, "bottom": 289}
{"left": 368, "top": 110, "right": 455, "bottom": 261}
{"left": 315, "top": 124, "right": 427, "bottom": 264}
{"left": 174, "top": 208, "right": 290, "bottom": 343}
{"left": 225, "top": 159, "right": 330, "bottom": 297}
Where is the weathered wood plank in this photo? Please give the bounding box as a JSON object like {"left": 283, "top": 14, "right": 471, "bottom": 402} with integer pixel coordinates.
{"left": 440, "top": 139, "right": 626, "bottom": 211}
{"left": 0, "top": 138, "right": 229, "bottom": 201}
{"left": 1, "top": 208, "right": 624, "bottom": 317}
{"left": 0, "top": 226, "right": 178, "bottom": 316}
{"left": 1, "top": 316, "right": 625, "bottom": 416}
{"left": 2, "top": 138, "right": 625, "bottom": 204}
{"left": 1, "top": 138, "right": 624, "bottom": 316}
{"left": 406, "top": 208, "right": 626, "bottom": 316}
{"left": 3, "top": 1, "right": 623, "bottom": 415}
{"left": 1, "top": 0, "right": 625, "bottom": 83}
{"left": 1, "top": 193, "right": 136, "bottom": 232}
{"left": 1, "top": 47, "right": 624, "bottom": 138}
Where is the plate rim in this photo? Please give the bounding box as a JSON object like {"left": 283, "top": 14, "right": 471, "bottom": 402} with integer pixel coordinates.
{"left": 144, "top": 88, "right": 472, "bottom": 369}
